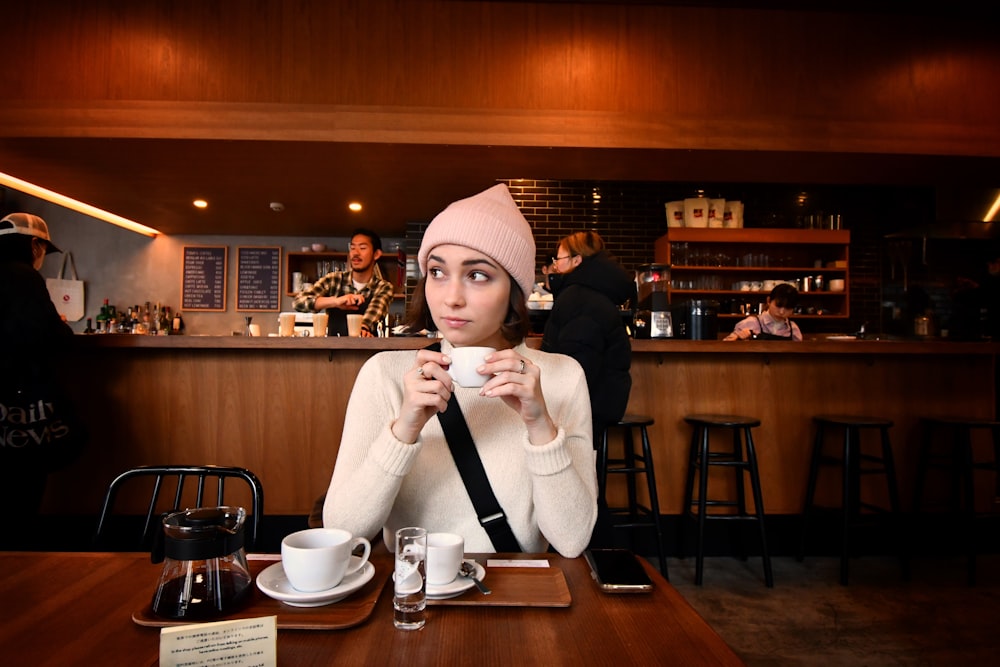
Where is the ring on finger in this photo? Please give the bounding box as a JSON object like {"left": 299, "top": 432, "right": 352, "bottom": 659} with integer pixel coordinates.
{"left": 518, "top": 359, "right": 526, "bottom": 374}
{"left": 416, "top": 366, "right": 425, "bottom": 377}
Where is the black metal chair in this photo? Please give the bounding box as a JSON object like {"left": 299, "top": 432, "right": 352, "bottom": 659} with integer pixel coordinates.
{"left": 94, "top": 465, "right": 264, "bottom": 551}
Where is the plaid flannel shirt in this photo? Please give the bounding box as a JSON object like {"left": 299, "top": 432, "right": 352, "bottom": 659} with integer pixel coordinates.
{"left": 292, "top": 263, "right": 394, "bottom": 333}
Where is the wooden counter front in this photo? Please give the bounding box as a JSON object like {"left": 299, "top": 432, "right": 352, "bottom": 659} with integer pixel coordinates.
{"left": 46, "top": 336, "right": 997, "bottom": 520}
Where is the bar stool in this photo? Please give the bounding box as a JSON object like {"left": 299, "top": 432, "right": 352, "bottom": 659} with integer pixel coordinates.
{"left": 680, "top": 414, "right": 773, "bottom": 587}
{"left": 913, "top": 417, "right": 1000, "bottom": 585}
{"left": 599, "top": 414, "right": 668, "bottom": 578}
{"left": 799, "top": 415, "right": 907, "bottom": 585}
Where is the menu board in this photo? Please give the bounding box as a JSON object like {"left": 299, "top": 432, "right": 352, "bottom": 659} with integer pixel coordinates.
{"left": 181, "top": 245, "right": 228, "bottom": 311}
{"left": 237, "top": 246, "right": 282, "bottom": 312}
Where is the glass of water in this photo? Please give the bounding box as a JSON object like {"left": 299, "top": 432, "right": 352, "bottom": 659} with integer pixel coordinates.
{"left": 393, "top": 526, "right": 427, "bottom": 630}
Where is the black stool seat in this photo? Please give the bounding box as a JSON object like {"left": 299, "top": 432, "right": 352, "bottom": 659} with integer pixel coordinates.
{"left": 681, "top": 414, "right": 773, "bottom": 587}
{"left": 914, "top": 416, "right": 1000, "bottom": 585}
{"left": 685, "top": 414, "right": 761, "bottom": 428}
{"left": 599, "top": 415, "right": 667, "bottom": 578}
{"left": 799, "top": 415, "right": 906, "bottom": 585}
{"left": 813, "top": 415, "right": 893, "bottom": 427}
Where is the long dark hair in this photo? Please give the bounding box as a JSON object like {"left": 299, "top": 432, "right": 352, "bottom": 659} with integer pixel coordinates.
{"left": 403, "top": 273, "right": 530, "bottom": 345}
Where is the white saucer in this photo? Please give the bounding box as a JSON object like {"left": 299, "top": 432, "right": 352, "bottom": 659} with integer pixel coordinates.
{"left": 256, "top": 557, "right": 375, "bottom": 607}
{"left": 427, "top": 560, "right": 485, "bottom": 600}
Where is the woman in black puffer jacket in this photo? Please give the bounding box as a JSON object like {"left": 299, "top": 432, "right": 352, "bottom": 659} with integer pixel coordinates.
{"left": 542, "top": 231, "right": 634, "bottom": 447}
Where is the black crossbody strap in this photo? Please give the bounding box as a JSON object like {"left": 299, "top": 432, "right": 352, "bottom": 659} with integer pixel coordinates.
{"left": 427, "top": 343, "right": 521, "bottom": 552}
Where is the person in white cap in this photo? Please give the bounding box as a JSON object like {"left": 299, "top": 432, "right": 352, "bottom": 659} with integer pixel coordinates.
{"left": 0, "top": 213, "right": 77, "bottom": 547}
{"left": 323, "top": 184, "right": 597, "bottom": 558}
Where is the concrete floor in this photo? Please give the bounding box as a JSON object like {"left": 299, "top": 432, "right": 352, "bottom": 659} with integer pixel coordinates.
{"left": 656, "top": 555, "right": 1000, "bottom": 666}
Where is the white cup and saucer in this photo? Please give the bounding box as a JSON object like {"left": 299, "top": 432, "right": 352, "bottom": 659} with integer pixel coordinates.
{"left": 256, "top": 528, "right": 374, "bottom": 607}
{"left": 423, "top": 532, "right": 485, "bottom": 600}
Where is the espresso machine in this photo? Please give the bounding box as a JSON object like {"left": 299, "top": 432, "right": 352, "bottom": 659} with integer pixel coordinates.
{"left": 635, "top": 264, "right": 677, "bottom": 338}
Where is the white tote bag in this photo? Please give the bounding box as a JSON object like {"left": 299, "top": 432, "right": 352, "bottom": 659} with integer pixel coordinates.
{"left": 46, "top": 252, "right": 86, "bottom": 322}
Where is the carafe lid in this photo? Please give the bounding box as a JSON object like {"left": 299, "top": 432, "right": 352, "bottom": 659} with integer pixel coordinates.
{"left": 158, "top": 506, "right": 247, "bottom": 562}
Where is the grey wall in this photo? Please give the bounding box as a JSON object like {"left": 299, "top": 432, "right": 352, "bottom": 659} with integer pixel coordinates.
{"left": 10, "top": 192, "right": 406, "bottom": 336}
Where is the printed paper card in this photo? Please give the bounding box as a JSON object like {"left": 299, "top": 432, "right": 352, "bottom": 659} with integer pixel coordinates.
{"left": 160, "top": 615, "right": 277, "bottom": 667}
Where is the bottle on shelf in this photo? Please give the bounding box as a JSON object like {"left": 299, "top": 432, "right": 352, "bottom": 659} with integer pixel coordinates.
{"left": 172, "top": 311, "right": 185, "bottom": 335}
{"left": 160, "top": 306, "right": 171, "bottom": 334}
{"left": 83, "top": 318, "right": 95, "bottom": 334}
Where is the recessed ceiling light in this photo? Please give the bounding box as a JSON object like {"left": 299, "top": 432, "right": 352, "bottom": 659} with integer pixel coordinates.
{"left": 193, "top": 199, "right": 208, "bottom": 209}
{"left": 348, "top": 202, "right": 362, "bottom": 212}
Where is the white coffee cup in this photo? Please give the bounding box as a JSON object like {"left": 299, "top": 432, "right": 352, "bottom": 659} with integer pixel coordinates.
{"left": 346, "top": 314, "right": 363, "bottom": 337}
{"left": 426, "top": 532, "right": 465, "bottom": 586}
{"left": 281, "top": 528, "right": 371, "bottom": 592}
{"left": 278, "top": 313, "right": 296, "bottom": 337}
{"left": 313, "top": 312, "right": 329, "bottom": 337}
{"left": 247, "top": 323, "right": 261, "bottom": 337}
{"left": 447, "top": 346, "right": 496, "bottom": 388}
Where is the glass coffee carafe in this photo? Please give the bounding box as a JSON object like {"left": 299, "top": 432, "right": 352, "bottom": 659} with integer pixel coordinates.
{"left": 151, "top": 506, "right": 253, "bottom": 620}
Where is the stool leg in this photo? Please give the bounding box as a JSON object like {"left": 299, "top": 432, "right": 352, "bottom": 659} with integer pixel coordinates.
{"left": 798, "top": 425, "right": 825, "bottom": 562}
{"left": 695, "top": 426, "right": 711, "bottom": 586}
{"left": 913, "top": 422, "right": 933, "bottom": 514}
{"left": 639, "top": 426, "right": 668, "bottom": 580}
{"left": 624, "top": 427, "right": 639, "bottom": 524}
{"left": 841, "top": 426, "right": 858, "bottom": 586}
{"left": 598, "top": 427, "right": 610, "bottom": 509}
{"left": 959, "top": 428, "right": 976, "bottom": 586}
{"left": 679, "top": 426, "right": 701, "bottom": 560}
{"left": 878, "top": 426, "right": 908, "bottom": 581}
{"left": 992, "top": 426, "right": 1000, "bottom": 501}
{"left": 732, "top": 429, "right": 748, "bottom": 562}
{"left": 744, "top": 428, "right": 774, "bottom": 587}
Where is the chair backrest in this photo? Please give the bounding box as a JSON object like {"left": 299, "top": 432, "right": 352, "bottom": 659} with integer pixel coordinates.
{"left": 94, "top": 465, "right": 264, "bottom": 551}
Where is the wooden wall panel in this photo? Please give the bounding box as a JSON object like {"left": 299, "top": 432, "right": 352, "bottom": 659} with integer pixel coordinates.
{"left": 45, "top": 344, "right": 996, "bottom": 520}
{"left": 3, "top": 1, "right": 999, "bottom": 156}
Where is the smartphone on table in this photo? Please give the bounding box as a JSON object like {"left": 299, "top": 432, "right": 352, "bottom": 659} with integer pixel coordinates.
{"left": 584, "top": 548, "right": 654, "bottom": 593}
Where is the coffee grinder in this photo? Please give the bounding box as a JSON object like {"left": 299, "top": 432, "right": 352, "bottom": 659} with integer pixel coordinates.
{"left": 635, "top": 263, "right": 676, "bottom": 338}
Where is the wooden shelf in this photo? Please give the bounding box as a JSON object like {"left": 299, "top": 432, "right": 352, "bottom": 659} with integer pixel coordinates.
{"left": 653, "top": 228, "right": 851, "bottom": 321}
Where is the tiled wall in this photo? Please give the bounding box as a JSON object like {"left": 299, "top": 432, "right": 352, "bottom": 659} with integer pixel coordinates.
{"left": 407, "top": 179, "right": 944, "bottom": 335}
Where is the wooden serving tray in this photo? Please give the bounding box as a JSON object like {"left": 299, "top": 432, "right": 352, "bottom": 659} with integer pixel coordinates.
{"left": 132, "top": 554, "right": 391, "bottom": 630}
{"left": 428, "top": 563, "right": 571, "bottom": 607}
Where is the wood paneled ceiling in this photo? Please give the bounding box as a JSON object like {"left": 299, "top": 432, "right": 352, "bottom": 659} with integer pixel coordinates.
{"left": 2, "top": 136, "right": 998, "bottom": 238}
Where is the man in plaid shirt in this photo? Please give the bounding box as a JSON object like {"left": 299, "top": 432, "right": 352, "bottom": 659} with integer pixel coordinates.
{"left": 293, "top": 228, "right": 394, "bottom": 337}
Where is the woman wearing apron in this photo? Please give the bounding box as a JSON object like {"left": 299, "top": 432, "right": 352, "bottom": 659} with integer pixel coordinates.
{"left": 724, "top": 283, "right": 803, "bottom": 341}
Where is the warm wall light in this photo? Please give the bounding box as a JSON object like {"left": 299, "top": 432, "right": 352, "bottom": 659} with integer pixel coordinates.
{"left": 983, "top": 192, "right": 1000, "bottom": 223}
{"left": 0, "top": 171, "right": 160, "bottom": 237}
{"left": 193, "top": 199, "right": 208, "bottom": 209}
{"left": 348, "top": 202, "right": 363, "bottom": 212}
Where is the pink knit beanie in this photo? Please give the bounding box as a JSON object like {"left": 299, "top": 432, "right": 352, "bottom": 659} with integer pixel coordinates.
{"left": 418, "top": 183, "right": 536, "bottom": 298}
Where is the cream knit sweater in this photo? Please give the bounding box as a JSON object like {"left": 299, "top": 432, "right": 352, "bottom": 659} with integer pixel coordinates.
{"left": 323, "top": 341, "right": 598, "bottom": 557}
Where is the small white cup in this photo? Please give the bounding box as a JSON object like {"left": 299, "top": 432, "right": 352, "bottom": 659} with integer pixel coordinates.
{"left": 346, "top": 314, "right": 363, "bottom": 337}
{"left": 447, "top": 346, "right": 496, "bottom": 388}
{"left": 281, "top": 528, "right": 371, "bottom": 592}
{"left": 313, "top": 312, "right": 329, "bottom": 337}
{"left": 426, "top": 532, "right": 465, "bottom": 586}
{"left": 247, "top": 323, "right": 261, "bottom": 337}
{"left": 278, "top": 313, "right": 296, "bottom": 337}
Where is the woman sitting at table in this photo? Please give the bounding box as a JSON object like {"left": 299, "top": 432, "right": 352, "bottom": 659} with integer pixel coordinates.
{"left": 724, "top": 283, "right": 803, "bottom": 341}
{"left": 322, "top": 184, "right": 598, "bottom": 558}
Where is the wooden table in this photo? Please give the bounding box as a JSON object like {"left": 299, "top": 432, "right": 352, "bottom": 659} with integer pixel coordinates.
{"left": 0, "top": 551, "right": 744, "bottom": 666}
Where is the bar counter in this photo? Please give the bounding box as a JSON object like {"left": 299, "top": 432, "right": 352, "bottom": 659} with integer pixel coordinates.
{"left": 48, "top": 335, "right": 998, "bottom": 520}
